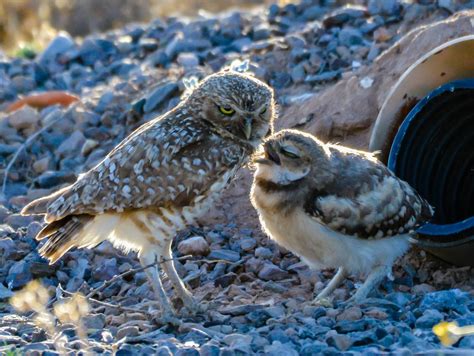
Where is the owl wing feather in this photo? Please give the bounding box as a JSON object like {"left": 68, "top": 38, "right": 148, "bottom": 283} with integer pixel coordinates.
{"left": 23, "top": 114, "right": 248, "bottom": 223}
{"left": 304, "top": 148, "right": 434, "bottom": 239}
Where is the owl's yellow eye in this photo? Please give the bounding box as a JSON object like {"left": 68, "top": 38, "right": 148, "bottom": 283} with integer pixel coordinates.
{"left": 260, "top": 107, "right": 267, "bottom": 115}
{"left": 219, "top": 106, "right": 235, "bottom": 116}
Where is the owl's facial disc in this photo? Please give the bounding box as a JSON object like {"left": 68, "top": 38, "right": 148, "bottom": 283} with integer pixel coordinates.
{"left": 217, "top": 100, "right": 272, "bottom": 142}
{"left": 253, "top": 140, "right": 311, "bottom": 185}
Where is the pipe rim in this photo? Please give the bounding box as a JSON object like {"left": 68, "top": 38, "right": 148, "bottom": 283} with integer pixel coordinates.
{"left": 388, "top": 79, "right": 474, "bottom": 246}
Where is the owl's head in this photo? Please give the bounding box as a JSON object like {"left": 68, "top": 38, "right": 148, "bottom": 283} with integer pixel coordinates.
{"left": 252, "top": 129, "right": 333, "bottom": 187}
{"left": 188, "top": 71, "right": 275, "bottom": 147}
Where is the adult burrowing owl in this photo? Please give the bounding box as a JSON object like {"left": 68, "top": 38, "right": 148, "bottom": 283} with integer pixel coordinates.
{"left": 251, "top": 130, "right": 433, "bottom": 304}
{"left": 22, "top": 70, "right": 275, "bottom": 320}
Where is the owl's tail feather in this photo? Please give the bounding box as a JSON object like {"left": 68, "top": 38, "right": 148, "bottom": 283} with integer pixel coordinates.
{"left": 37, "top": 214, "right": 94, "bottom": 264}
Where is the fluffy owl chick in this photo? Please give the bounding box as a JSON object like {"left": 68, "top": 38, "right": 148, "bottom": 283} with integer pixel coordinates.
{"left": 251, "top": 129, "right": 433, "bottom": 304}
{"left": 22, "top": 70, "right": 275, "bottom": 320}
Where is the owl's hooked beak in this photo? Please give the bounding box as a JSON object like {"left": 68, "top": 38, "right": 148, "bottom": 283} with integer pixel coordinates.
{"left": 242, "top": 118, "right": 252, "bottom": 140}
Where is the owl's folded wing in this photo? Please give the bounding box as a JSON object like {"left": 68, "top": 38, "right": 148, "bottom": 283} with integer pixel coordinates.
{"left": 22, "top": 116, "right": 247, "bottom": 223}
{"left": 305, "top": 167, "right": 434, "bottom": 240}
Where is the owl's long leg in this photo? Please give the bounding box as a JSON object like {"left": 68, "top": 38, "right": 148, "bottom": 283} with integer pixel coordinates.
{"left": 139, "top": 250, "right": 176, "bottom": 322}
{"left": 349, "top": 265, "right": 391, "bottom": 303}
{"left": 162, "top": 243, "right": 201, "bottom": 314}
{"left": 313, "top": 266, "right": 347, "bottom": 304}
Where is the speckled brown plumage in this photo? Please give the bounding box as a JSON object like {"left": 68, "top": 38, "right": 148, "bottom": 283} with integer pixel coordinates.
{"left": 251, "top": 129, "right": 434, "bottom": 304}
{"left": 22, "top": 70, "right": 275, "bottom": 319}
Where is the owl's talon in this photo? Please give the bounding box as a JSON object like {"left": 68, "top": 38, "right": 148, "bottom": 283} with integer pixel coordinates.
{"left": 311, "top": 296, "right": 333, "bottom": 308}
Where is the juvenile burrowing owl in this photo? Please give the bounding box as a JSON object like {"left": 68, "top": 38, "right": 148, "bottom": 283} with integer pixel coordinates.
{"left": 250, "top": 129, "right": 433, "bottom": 304}
{"left": 22, "top": 70, "right": 275, "bottom": 320}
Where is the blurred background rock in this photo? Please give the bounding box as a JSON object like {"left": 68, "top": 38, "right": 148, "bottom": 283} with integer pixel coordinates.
{"left": 0, "top": 0, "right": 309, "bottom": 54}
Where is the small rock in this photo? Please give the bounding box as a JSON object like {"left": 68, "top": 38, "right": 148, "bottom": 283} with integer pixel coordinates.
{"left": 0, "top": 283, "right": 13, "bottom": 300}
{"left": 290, "top": 64, "right": 306, "bottom": 84}
{"left": 255, "top": 247, "right": 273, "bottom": 259}
{"left": 214, "top": 272, "right": 237, "bottom": 288}
{"left": 143, "top": 82, "right": 179, "bottom": 113}
{"left": 208, "top": 249, "right": 240, "bottom": 263}
{"left": 415, "top": 309, "right": 444, "bottom": 328}
{"left": 412, "top": 283, "right": 435, "bottom": 295}
{"left": 373, "top": 27, "right": 392, "bottom": 42}
{"left": 178, "top": 236, "right": 210, "bottom": 256}
{"left": 364, "top": 307, "right": 388, "bottom": 320}
{"left": 323, "top": 5, "right": 368, "bottom": 28}
{"left": 83, "top": 314, "right": 106, "bottom": 330}
{"left": 8, "top": 106, "right": 40, "bottom": 130}
{"left": 39, "top": 32, "right": 75, "bottom": 65}
{"left": 300, "top": 341, "right": 328, "bottom": 355}
{"left": 337, "top": 306, "right": 362, "bottom": 321}
{"left": 239, "top": 238, "right": 257, "bottom": 252}
{"left": 326, "top": 332, "right": 353, "bottom": 351}
{"left": 5, "top": 214, "right": 34, "bottom": 229}
{"left": 117, "top": 326, "right": 140, "bottom": 339}
{"left": 368, "top": 0, "right": 402, "bottom": 16}
{"left": 176, "top": 53, "right": 199, "bottom": 68}
{"left": 264, "top": 341, "right": 298, "bottom": 356}
{"left": 420, "top": 289, "right": 470, "bottom": 314}
{"left": 258, "top": 263, "right": 290, "bottom": 281}
{"left": 57, "top": 130, "right": 86, "bottom": 158}
{"left": 438, "top": 0, "right": 455, "bottom": 12}
{"left": 92, "top": 258, "right": 119, "bottom": 281}
{"left": 306, "top": 71, "right": 341, "bottom": 83}
{"left": 338, "top": 28, "right": 364, "bottom": 47}
{"left": 81, "top": 139, "right": 99, "bottom": 156}
{"left": 220, "top": 303, "right": 268, "bottom": 316}
{"left": 223, "top": 333, "right": 252, "bottom": 346}
{"left": 36, "top": 170, "right": 76, "bottom": 189}
{"left": 33, "top": 157, "right": 50, "bottom": 174}
{"left": 7, "top": 260, "right": 32, "bottom": 289}
{"left": 270, "top": 72, "right": 292, "bottom": 89}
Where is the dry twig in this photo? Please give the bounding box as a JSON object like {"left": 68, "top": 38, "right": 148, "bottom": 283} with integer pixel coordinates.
{"left": 2, "top": 117, "right": 62, "bottom": 195}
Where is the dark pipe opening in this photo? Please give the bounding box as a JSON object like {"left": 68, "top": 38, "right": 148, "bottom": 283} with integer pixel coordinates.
{"left": 388, "top": 80, "right": 474, "bottom": 246}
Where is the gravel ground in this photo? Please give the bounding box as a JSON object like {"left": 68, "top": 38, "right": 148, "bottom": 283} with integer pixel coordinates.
{"left": 0, "top": 0, "right": 473, "bottom": 354}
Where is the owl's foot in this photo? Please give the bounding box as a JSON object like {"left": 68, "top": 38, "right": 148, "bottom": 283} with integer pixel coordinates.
{"left": 346, "top": 265, "right": 391, "bottom": 305}
{"left": 154, "top": 309, "right": 181, "bottom": 326}
{"left": 181, "top": 296, "right": 207, "bottom": 316}
{"left": 311, "top": 296, "right": 334, "bottom": 308}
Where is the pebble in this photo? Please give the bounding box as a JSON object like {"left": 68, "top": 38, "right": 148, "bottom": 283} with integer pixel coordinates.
{"left": 8, "top": 106, "right": 40, "bottom": 130}
{"left": 326, "top": 331, "right": 353, "bottom": 351}
{"left": 7, "top": 260, "right": 32, "bottom": 289}
{"left": 208, "top": 249, "right": 240, "bottom": 263}
{"left": 143, "top": 82, "right": 179, "bottom": 113}
{"left": 415, "top": 309, "right": 444, "bottom": 328}
{"left": 337, "top": 306, "right": 362, "bottom": 321}
{"left": 178, "top": 236, "right": 210, "bottom": 256}
{"left": 176, "top": 53, "right": 199, "bottom": 68}
{"left": 258, "top": 263, "right": 290, "bottom": 281}
{"left": 117, "top": 326, "right": 140, "bottom": 339}
{"left": 56, "top": 130, "right": 86, "bottom": 158}
{"left": 38, "top": 32, "right": 76, "bottom": 65}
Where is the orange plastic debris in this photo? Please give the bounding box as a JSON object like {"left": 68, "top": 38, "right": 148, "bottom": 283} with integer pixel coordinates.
{"left": 6, "top": 91, "right": 80, "bottom": 113}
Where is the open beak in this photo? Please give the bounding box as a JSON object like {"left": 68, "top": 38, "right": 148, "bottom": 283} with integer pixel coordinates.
{"left": 242, "top": 118, "right": 252, "bottom": 140}
{"left": 253, "top": 142, "right": 280, "bottom": 165}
